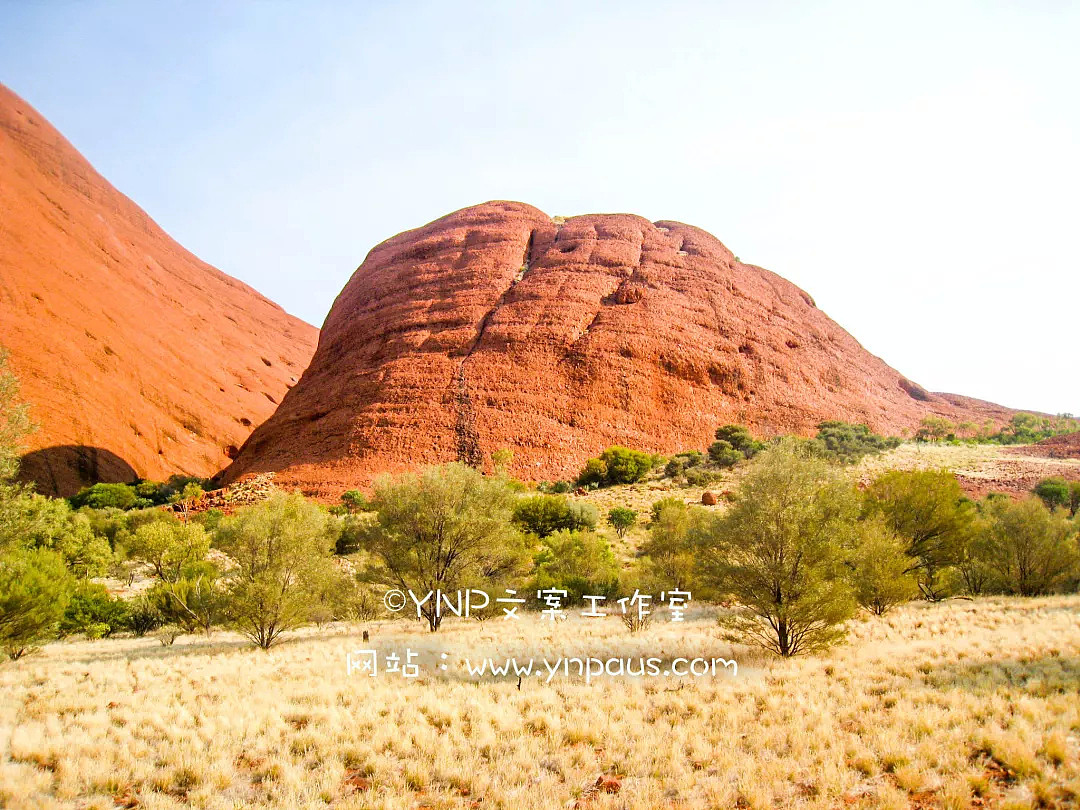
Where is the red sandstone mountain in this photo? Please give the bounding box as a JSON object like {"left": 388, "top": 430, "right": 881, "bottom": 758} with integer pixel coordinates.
{"left": 0, "top": 85, "right": 318, "bottom": 495}
{"left": 222, "top": 201, "right": 1015, "bottom": 497}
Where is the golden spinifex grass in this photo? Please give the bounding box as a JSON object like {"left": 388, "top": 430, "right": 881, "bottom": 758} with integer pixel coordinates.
{"left": 1, "top": 597, "right": 1078, "bottom": 809}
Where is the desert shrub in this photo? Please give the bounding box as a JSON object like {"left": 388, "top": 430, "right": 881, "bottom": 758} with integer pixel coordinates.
{"left": 60, "top": 582, "right": 129, "bottom": 639}
{"left": 130, "top": 518, "right": 210, "bottom": 582}
{"left": 122, "top": 593, "right": 163, "bottom": 637}
{"left": 812, "top": 421, "right": 900, "bottom": 463}
{"left": 707, "top": 440, "right": 743, "bottom": 468}
{"left": 698, "top": 440, "right": 859, "bottom": 656}
{"left": 340, "top": 490, "right": 371, "bottom": 514}
{"left": 532, "top": 530, "right": 620, "bottom": 604}
{"left": 1, "top": 491, "right": 72, "bottom": 552}
{"left": 550, "top": 480, "right": 572, "bottom": 494}
{"left": 850, "top": 519, "right": 919, "bottom": 614}
{"left": 681, "top": 468, "right": 717, "bottom": 487}
{"left": 980, "top": 497, "right": 1079, "bottom": 596}
{"left": 354, "top": 464, "right": 529, "bottom": 631}
{"left": 640, "top": 500, "right": 702, "bottom": 592}
{"left": 863, "top": 470, "right": 976, "bottom": 600}
{"left": 0, "top": 348, "right": 33, "bottom": 482}
{"left": 953, "top": 510, "right": 998, "bottom": 596}
{"left": 665, "top": 451, "right": 704, "bottom": 478}
{"left": 215, "top": 493, "right": 340, "bottom": 647}
{"left": 513, "top": 495, "right": 597, "bottom": 538}
{"left": 576, "top": 446, "right": 654, "bottom": 487}
{"left": 607, "top": 507, "right": 637, "bottom": 538}
{"left": 150, "top": 572, "right": 224, "bottom": 636}
{"left": 987, "top": 412, "right": 1080, "bottom": 445}
{"left": 664, "top": 457, "right": 688, "bottom": 478}
{"left": 915, "top": 416, "right": 956, "bottom": 442}
{"left": 69, "top": 483, "right": 138, "bottom": 511}
{"left": 649, "top": 496, "right": 686, "bottom": 524}
{"left": 0, "top": 547, "right": 73, "bottom": 658}
{"left": 714, "top": 425, "right": 763, "bottom": 458}
{"left": 51, "top": 512, "right": 112, "bottom": 578}
{"left": 1033, "top": 477, "right": 1071, "bottom": 512}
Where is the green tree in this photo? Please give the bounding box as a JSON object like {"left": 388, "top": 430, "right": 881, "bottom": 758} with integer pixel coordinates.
{"left": 358, "top": 464, "right": 528, "bottom": 631}
{"left": 59, "top": 582, "right": 129, "bottom": 639}
{"left": 0, "top": 547, "right": 73, "bottom": 659}
{"left": 863, "top": 470, "right": 975, "bottom": 600}
{"left": 215, "top": 493, "right": 340, "bottom": 648}
{"left": 713, "top": 425, "right": 763, "bottom": 458}
{"left": 576, "top": 447, "right": 654, "bottom": 487}
{"left": 512, "top": 495, "right": 597, "bottom": 538}
{"left": 150, "top": 572, "right": 223, "bottom": 636}
{"left": 812, "top": 421, "right": 900, "bottom": 463}
{"left": 1033, "top": 478, "right": 1071, "bottom": 512}
{"left": 981, "top": 497, "right": 1079, "bottom": 596}
{"left": 532, "top": 530, "right": 620, "bottom": 604}
{"left": 698, "top": 440, "right": 860, "bottom": 656}
{"left": 69, "top": 483, "right": 139, "bottom": 511}
{"left": 607, "top": 507, "right": 637, "bottom": 538}
{"left": 707, "top": 440, "right": 743, "bottom": 468}
{"left": 130, "top": 518, "right": 210, "bottom": 582}
{"left": 850, "top": 519, "right": 919, "bottom": 615}
{"left": 640, "top": 500, "right": 701, "bottom": 592}
{"left": 915, "top": 416, "right": 956, "bottom": 442}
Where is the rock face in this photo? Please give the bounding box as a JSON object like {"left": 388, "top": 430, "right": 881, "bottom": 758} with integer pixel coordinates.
{"left": 0, "top": 85, "right": 318, "bottom": 495}
{"left": 222, "top": 201, "right": 1015, "bottom": 498}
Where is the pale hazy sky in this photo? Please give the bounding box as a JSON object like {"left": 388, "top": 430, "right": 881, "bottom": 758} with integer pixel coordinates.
{"left": 1, "top": 1, "right": 1077, "bottom": 414}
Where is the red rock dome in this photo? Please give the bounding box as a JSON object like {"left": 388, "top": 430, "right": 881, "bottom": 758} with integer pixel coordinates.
{"left": 0, "top": 84, "right": 318, "bottom": 495}
{"left": 222, "top": 201, "right": 1014, "bottom": 498}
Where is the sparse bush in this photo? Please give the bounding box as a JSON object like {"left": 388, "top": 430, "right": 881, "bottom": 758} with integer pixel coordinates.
{"left": 714, "top": 425, "right": 763, "bottom": 459}
{"left": 1033, "top": 477, "right": 1071, "bottom": 512}
{"left": 340, "top": 490, "right": 371, "bottom": 514}
{"left": 356, "top": 464, "right": 529, "bottom": 631}
{"left": 0, "top": 547, "right": 73, "bottom": 658}
{"left": 812, "top": 421, "right": 900, "bottom": 463}
{"left": 863, "top": 470, "right": 975, "bottom": 600}
{"left": 699, "top": 440, "right": 859, "bottom": 656}
{"left": 532, "top": 530, "right": 620, "bottom": 604}
{"left": 512, "top": 495, "right": 596, "bottom": 538}
{"left": 69, "top": 483, "right": 138, "bottom": 511}
{"left": 122, "top": 593, "right": 163, "bottom": 637}
{"left": 684, "top": 467, "right": 721, "bottom": 487}
{"left": 215, "top": 493, "right": 341, "bottom": 648}
{"left": 640, "top": 500, "right": 701, "bottom": 592}
{"left": 59, "top": 582, "right": 129, "bottom": 639}
{"left": 606, "top": 507, "right": 637, "bottom": 538}
{"left": 707, "top": 440, "right": 743, "bottom": 468}
{"left": 129, "top": 518, "right": 210, "bottom": 582}
{"left": 915, "top": 416, "right": 956, "bottom": 442}
{"left": 576, "top": 446, "right": 653, "bottom": 487}
{"left": 980, "top": 496, "right": 1079, "bottom": 596}
{"left": 850, "top": 519, "right": 919, "bottom": 615}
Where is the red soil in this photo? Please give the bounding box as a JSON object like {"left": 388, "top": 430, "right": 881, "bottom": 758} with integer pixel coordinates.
{"left": 0, "top": 84, "right": 318, "bottom": 495}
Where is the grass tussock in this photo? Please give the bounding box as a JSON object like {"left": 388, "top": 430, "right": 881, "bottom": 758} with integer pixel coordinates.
{"left": 0, "top": 596, "right": 1078, "bottom": 808}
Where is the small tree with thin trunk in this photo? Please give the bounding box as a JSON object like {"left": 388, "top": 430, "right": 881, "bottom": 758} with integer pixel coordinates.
{"left": 698, "top": 440, "right": 859, "bottom": 657}
{"left": 850, "top": 518, "right": 919, "bottom": 615}
{"left": 359, "top": 463, "right": 528, "bottom": 631}
{"left": 215, "top": 493, "right": 339, "bottom": 648}
{"left": 607, "top": 507, "right": 637, "bottom": 538}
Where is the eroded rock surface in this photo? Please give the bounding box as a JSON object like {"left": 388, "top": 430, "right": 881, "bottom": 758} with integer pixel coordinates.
{"left": 223, "top": 201, "right": 1016, "bottom": 497}
{"left": 0, "top": 84, "right": 318, "bottom": 495}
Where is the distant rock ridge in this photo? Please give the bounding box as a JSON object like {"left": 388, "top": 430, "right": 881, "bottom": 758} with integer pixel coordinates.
{"left": 221, "top": 201, "right": 1016, "bottom": 498}
{"left": 0, "top": 84, "right": 318, "bottom": 495}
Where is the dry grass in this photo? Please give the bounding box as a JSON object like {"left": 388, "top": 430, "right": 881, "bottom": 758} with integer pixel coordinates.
{"left": 1, "top": 597, "right": 1078, "bottom": 809}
